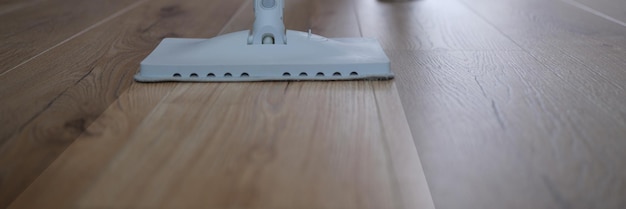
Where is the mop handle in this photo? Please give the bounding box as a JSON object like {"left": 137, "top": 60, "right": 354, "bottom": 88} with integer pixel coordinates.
{"left": 248, "top": 0, "right": 287, "bottom": 45}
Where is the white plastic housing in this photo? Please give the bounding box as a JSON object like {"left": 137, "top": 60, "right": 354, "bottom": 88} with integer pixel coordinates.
{"left": 248, "top": 0, "right": 286, "bottom": 45}
{"left": 135, "top": 30, "right": 392, "bottom": 82}
{"left": 135, "top": 0, "right": 392, "bottom": 82}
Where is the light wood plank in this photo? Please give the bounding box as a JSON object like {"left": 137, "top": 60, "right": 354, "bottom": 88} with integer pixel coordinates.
{"left": 0, "top": 0, "right": 43, "bottom": 15}
{"left": 454, "top": 1, "right": 626, "bottom": 208}
{"left": 392, "top": 50, "right": 626, "bottom": 209}
{"left": 458, "top": 0, "right": 626, "bottom": 48}
{"left": 566, "top": 0, "right": 626, "bottom": 26}
{"left": 7, "top": 0, "right": 434, "bottom": 207}
{"left": 0, "top": 0, "right": 144, "bottom": 73}
{"left": 6, "top": 83, "right": 176, "bottom": 209}
{"left": 371, "top": 82, "right": 436, "bottom": 209}
{"left": 353, "top": 0, "right": 519, "bottom": 50}
{"left": 10, "top": 81, "right": 434, "bottom": 209}
{"left": 0, "top": 0, "right": 246, "bottom": 207}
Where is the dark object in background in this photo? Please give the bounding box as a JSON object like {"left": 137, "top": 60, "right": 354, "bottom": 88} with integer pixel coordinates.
{"left": 378, "top": 0, "right": 417, "bottom": 2}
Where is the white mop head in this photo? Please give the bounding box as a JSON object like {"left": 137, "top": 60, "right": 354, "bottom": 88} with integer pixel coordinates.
{"left": 135, "top": 0, "right": 392, "bottom": 82}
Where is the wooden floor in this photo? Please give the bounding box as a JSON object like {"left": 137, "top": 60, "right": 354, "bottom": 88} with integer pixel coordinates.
{"left": 1, "top": 0, "right": 625, "bottom": 208}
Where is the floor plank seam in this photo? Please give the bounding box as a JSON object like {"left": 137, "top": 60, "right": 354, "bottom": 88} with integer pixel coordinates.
{"left": 0, "top": 0, "right": 152, "bottom": 78}
{"left": 559, "top": 0, "right": 626, "bottom": 28}
{"left": 1, "top": 62, "right": 95, "bottom": 149}
{"left": 15, "top": 0, "right": 251, "bottom": 198}
{"left": 351, "top": 0, "right": 437, "bottom": 207}
{"left": 455, "top": 0, "right": 586, "bottom": 82}
{"left": 370, "top": 82, "right": 437, "bottom": 209}
{"left": 4, "top": 66, "right": 103, "bottom": 206}
{"left": 454, "top": 0, "right": 526, "bottom": 52}
{"left": 457, "top": 0, "right": 623, "bottom": 137}
{"left": 369, "top": 82, "right": 405, "bottom": 209}
{"left": 383, "top": 86, "right": 440, "bottom": 209}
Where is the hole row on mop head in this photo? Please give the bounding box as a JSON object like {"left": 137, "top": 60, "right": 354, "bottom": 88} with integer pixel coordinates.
{"left": 282, "top": 71, "right": 359, "bottom": 77}
{"left": 172, "top": 71, "right": 359, "bottom": 78}
{"left": 172, "top": 72, "right": 249, "bottom": 78}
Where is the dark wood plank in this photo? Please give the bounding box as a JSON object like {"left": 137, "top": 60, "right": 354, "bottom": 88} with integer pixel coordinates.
{"left": 355, "top": 0, "right": 626, "bottom": 208}
{"left": 0, "top": 0, "right": 246, "bottom": 207}
{"left": 0, "top": 0, "right": 145, "bottom": 73}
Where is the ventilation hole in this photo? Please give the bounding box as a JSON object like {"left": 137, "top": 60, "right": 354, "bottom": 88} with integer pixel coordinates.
{"left": 207, "top": 73, "right": 215, "bottom": 77}
{"left": 333, "top": 72, "right": 341, "bottom": 76}
{"left": 283, "top": 72, "right": 291, "bottom": 76}
{"left": 299, "top": 72, "right": 308, "bottom": 76}
{"left": 190, "top": 73, "right": 198, "bottom": 77}
{"left": 173, "top": 73, "right": 181, "bottom": 77}
{"left": 350, "top": 71, "right": 358, "bottom": 76}
{"left": 224, "top": 73, "right": 232, "bottom": 77}
{"left": 316, "top": 72, "right": 324, "bottom": 76}
{"left": 241, "top": 73, "right": 249, "bottom": 77}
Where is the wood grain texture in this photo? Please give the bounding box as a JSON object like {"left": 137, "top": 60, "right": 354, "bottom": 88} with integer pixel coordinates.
{"left": 392, "top": 50, "right": 626, "bottom": 209}
{"left": 353, "top": 0, "right": 519, "bottom": 50}
{"left": 464, "top": 0, "right": 626, "bottom": 46}
{"left": 8, "top": 0, "right": 625, "bottom": 208}
{"left": 5, "top": 0, "right": 434, "bottom": 208}
{"left": 0, "top": 0, "right": 142, "bottom": 73}
{"left": 6, "top": 83, "right": 176, "bottom": 209}
{"left": 0, "top": 0, "right": 246, "bottom": 207}
{"left": 0, "top": 0, "right": 42, "bottom": 15}
{"left": 363, "top": 0, "right": 626, "bottom": 208}
{"left": 567, "top": 0, "right": 626, "bottom": 25}
{"left": 9, "top": 82, "right": 434, "bottom": 209}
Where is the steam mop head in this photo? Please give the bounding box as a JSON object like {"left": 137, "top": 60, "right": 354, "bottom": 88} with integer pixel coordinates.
{"left": 135, "top": 31, "right": 392, "bottom": 82}
{"left": 135, "top": 0, "right": 392, "bottom": 82}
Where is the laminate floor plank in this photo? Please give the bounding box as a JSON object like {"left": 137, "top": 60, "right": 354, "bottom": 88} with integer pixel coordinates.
{"left": 459, "top": 0, "right": 626, "bottom": 92}
{"left": 8, "top": 0, "right": 434, "bottom": 208}
{"left": 390, "top": 50, "right": 626, "bottom": 209}
{"left": 0, "top": 0, "right": 246, "bottom": 207}
{"left": 459, "top": 0, "right": 626, "bottom": 138}
{"left": 6, "top": 83, "right": 177, "bottom": 209}
{"left": 356, "top": 0, "right": 626, "bottom": 208}
{"left": 0, "top": 0, "right": 146, "bottom": 73}
{"left": 458, "top": 0, "right": 626, "bottom": 48}
{"left": 567, "top": 0, "right": 626, "bottom": 26}
{"left": 0, "top": 0, "right": 43, "bottom": 15}
{"left": 353, "top": 0, "right": 520, "bottom": 50}
{"left": 10, "top": 82, "right": 434, "bottom": 209}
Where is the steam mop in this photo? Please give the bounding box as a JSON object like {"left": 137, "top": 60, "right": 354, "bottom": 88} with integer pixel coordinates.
{"left": 135, "top": 0, "right": 392, "bottom": 82}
